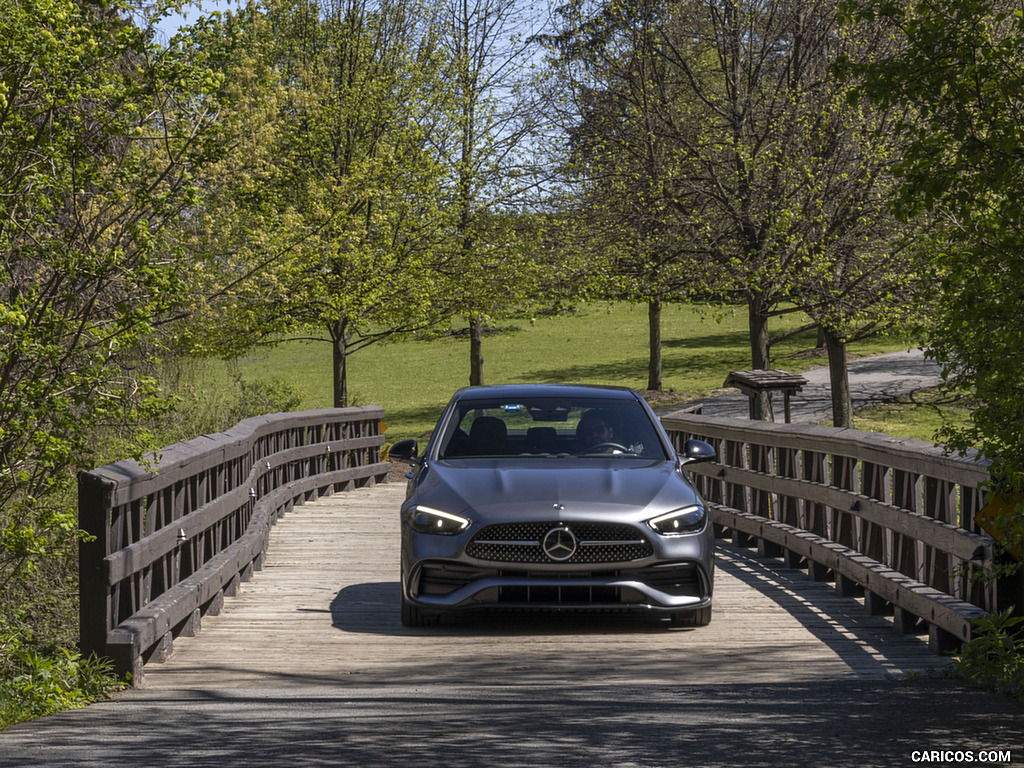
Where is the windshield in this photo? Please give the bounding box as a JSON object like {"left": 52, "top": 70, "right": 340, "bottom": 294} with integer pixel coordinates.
{"left": 436, "top": 396, "right": 669, "bottom": 460}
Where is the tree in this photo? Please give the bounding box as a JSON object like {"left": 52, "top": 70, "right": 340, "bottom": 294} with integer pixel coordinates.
{"left": 0, "top": 0, "right": 223, "bottom": 610}
{"left": 783, "top": 79, "right": 922, "bottom": 427}
{"left": 847, "top": 0, "right": 1024, "bottom": 491}
{"left": 542, "top": 0, "right": 720, "bottom": 391}
{"left": 176, "top": 0, "right": 453, "bottom": 406}
{"left": 548, "top": 0, "right": 917, "bottom": 422}
{"left": 431, "top": 0, "right": 548, "bottom": 386}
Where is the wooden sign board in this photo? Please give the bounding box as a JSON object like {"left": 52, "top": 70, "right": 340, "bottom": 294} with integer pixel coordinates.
{"left": 976, "top": 493, "right": 1024, "bottom": 561}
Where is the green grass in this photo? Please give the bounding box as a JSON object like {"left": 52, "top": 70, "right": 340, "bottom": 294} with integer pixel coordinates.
{"left": 188, "top": 302, "right": 912, "bottom": 443}
{"left": 850, "top": 388, "right": 974, "bottom": 443}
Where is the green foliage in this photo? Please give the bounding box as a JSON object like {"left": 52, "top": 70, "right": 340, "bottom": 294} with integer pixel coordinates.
{"left": 954, "top": 609, "right": 1024, "bottom": 700}
{"left": 929, "top": 239, "right": 1024, "bottom": 495}
{"left": 1, "top": 617, "right": 124, "bottom": 729}
{"left": 0, "top": 362, "right": 297, "bottom": 730}
{"left": 0, "top": 0, "right": 224, "bottom": 605}
{"left": 153, "top": 362, "right": 303, "bottom": 446}
{"left": 175, "top": 0, "right": 456, "bottom": 405}
{"left": 848, "top": 0, "right": 1024, "bottom": 506}
{"left": 544, "top": 0, "right": 726, "bottom": 311}
{"left": 0, "top": 1, "right": 237, "bottom": 727}
{"left": 546, "top": 0, "right": 921, "bottom": 417}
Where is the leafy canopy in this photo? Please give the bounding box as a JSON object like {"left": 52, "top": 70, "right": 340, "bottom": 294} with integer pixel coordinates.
{"left": 846, "top": 0, "right": 1024, "bottom": 492}
{"left": 1, "top": 0, "right": 224, "bottom": 598}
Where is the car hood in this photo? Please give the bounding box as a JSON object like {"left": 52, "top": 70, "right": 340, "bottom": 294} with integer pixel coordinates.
{"left": 414, "top": 459, "right": 701, "bottom": 523}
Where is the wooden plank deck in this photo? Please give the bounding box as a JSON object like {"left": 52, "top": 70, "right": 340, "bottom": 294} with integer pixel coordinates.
{"left": 139, "top": 482, "right": 948, "bottom": 690}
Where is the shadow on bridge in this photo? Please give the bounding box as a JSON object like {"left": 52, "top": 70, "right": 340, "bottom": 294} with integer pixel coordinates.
{"left": 326, "top": 540, "right": 940, "bottom": 684}
{"left": 8, "top": 543, "right": 1018, "bottom": 766}
{"left": 713, "top": 544, "right": 934, "bottom": 677}
{"left": 329, "top": 580, "right": 674, "bottom": 635}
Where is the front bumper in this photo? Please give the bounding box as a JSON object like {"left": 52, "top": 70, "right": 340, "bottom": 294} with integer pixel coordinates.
{"left": 405, "top": 559, "right": 713, "bottom": 612}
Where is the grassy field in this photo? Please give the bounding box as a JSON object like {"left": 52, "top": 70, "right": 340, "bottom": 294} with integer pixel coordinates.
{"left": 185, "top": 302, "right": 923, "bottom": 443}
{"left": 851, "top": 388, "right": 974, "bottom": 443}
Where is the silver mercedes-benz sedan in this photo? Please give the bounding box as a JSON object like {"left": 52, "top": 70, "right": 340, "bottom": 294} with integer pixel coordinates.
{"left": 388, "top": 384, "right": 716, "bottom": 628}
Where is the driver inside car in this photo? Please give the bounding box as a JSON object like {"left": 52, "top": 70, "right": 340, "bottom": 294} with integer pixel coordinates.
{"left": 576, "top": 410, "right": 618, "bottom": 453}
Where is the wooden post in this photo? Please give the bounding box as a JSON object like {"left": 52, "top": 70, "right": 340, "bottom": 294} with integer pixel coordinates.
{"left": 864, "top": 590, "right": 890, "bottom": 616}
{"left": 79, "top": 471, "right": 114, "bottom": 661}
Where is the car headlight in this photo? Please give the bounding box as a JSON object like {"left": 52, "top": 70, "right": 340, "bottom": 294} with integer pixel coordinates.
{"left": 647, "top": 505, "right": 706, "bottom": 535}
{"left": 407, "top": 505, "right": 472, "bottom": 535}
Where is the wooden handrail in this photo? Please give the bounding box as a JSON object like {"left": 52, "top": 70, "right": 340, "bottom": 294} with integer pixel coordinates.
{"left": 78, "top": 408, "right": 390, "bottom": 683}
{"left": 662, "top": 413, "right": 997, "bottom": 654}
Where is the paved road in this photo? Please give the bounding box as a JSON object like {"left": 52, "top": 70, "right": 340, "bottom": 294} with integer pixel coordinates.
{"left": 687, "top": 348, "right": 943, "bottom": 424}
{"left": 1, "top": 679, "right": 1022, "bottom": 767}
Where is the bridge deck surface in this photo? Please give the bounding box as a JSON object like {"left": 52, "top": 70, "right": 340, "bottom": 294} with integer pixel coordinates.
{"left": 140, "top": 482, "right": 943, "bottom": 690}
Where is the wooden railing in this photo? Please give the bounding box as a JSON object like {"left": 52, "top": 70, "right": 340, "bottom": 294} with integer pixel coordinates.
{"left": 78, "top": 408, "right": 390, "bottom": 683}
{"left": 663, "top": 413, "right": 998, "bottom": 654}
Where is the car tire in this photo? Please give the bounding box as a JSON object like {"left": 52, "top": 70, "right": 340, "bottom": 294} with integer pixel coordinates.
{"left": 670, "top": 605, "right": 712, "bottom": 627}
{"left": 401, "top": 598, "right": 440, "bottom": 628}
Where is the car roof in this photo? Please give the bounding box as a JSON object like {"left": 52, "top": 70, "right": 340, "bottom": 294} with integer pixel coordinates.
{"left": 451, "top": 384, "right": 643, "bottom": 402}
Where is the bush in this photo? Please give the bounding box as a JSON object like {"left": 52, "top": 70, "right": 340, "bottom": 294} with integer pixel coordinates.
{"left": 0, "top": 620, "right": 125, "bottom": 730}
{"left": 0, "top": 367, "right": 301, "bottom": 730}
{"left": 954, "top": 609, "right": 1024, "bottom": 701}
{"left": 152, "top": 363, "right": 303, "bottom": 447}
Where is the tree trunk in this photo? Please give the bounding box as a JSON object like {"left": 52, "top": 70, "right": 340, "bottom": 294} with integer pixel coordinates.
{"left": 469, "top": 315, "right": 484, "bottom": 386}
{"left": 330, "top": 320, "right": 350, "bottom": 408}
{"left": 747, "top": 296, "right": 773, "bottom": 420}
{"left": 824, "top": 328, "right": 853, "bottom": 428}
{"left": 647, "top": 298, "right": 662, "bottom": 391}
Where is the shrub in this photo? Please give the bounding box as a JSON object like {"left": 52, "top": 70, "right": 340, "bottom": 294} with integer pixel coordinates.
{"left": 1, "top": 620, "right": 125, "bottom": 730}
{"left": 954, "top": 609, "right": 1024, "bottom": 701}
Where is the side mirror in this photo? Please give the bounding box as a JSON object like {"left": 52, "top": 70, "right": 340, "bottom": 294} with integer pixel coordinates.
{"left": 680, "top": 438, "right": 715, "bottom": 464}
{"left": 388, "top": 439, "right": 419, "bottom": 463}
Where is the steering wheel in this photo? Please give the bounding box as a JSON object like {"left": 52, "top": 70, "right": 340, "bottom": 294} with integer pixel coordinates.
{"left": 579, "top": 442, "right": 631, "bottom": 455}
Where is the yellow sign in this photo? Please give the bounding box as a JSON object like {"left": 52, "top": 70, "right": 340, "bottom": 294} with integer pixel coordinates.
{"left": 976, "top": 493, "right": 1024, "bottom": 561}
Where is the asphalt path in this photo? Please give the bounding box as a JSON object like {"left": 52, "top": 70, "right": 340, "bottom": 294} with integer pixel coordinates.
{"left": 685, "top": 348, "right": 944, "bottom": 424}
{"left": 1, "top": 679, "right": 1022, "bottom": 767}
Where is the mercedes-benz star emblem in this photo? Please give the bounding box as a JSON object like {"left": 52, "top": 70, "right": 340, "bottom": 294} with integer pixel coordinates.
{"left": 542, "top": 526, "right": 578, "bottom": 562}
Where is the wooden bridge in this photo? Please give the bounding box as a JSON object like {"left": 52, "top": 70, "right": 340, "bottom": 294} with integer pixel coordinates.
{"left": 77, "top": 407, "right": 1003, "bottom": 688}
{"left": 135, "top": 483, "right": 942, "bottom": 690}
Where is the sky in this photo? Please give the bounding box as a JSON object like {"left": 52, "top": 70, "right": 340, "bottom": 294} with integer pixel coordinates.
{"left": 150, "top": 0, "right": 236, "bottom": 44}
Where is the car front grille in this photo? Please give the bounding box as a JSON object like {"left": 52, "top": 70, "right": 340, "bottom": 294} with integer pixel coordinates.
{"left": 466, "top": 521, "right": 653, "bottom": 564}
